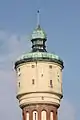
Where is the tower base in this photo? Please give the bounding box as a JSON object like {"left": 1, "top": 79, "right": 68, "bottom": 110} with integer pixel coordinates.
{"left": 22, "top": 104, "right": 58, "bottom": 120}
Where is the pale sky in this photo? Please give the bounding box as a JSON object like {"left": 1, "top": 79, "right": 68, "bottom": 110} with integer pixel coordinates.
{"left": 0, "top": 0, "right": 80, "bottom": 120}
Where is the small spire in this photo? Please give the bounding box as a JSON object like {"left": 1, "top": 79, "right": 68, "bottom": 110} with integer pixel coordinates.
{"left": 37, "top": 10, "right": 40, "bottom": 27}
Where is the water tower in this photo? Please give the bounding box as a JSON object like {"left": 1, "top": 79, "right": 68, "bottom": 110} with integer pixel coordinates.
{"left": 14, "top": 11, "right": 64, "bottom": 120}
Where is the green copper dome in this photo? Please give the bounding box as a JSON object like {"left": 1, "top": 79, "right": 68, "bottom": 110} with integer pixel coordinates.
{"left": 14, "top": 14, "right": 64, "bottom": 69}
{"left": 31, "top": 25, "right": 47, "bottom": 40}
{"left": 31, "top": 24, "right": 47, "bottom": 52}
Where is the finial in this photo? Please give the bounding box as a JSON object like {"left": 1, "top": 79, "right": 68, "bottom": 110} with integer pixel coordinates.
{"left": 37, "top": 10, "right": 40, "bottom": 27}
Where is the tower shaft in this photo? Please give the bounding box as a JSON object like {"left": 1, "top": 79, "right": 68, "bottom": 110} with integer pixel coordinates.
{"left": 22, "top": 104, "right": 58, "bottom": 120}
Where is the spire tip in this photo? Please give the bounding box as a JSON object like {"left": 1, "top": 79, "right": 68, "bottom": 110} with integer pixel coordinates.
{"left": 37, "top": 10, "right": 40, "bottom": 26}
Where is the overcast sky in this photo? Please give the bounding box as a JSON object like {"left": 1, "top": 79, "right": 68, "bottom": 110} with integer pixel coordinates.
{"left": 0, "top": 0, "right": 80, "bottom": 120}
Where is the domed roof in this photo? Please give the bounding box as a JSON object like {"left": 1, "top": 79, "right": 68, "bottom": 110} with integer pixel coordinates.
{"left": 31, "top": 25, "right": 47, "bottom": 40}
{"left": 15, "top": 52, "right": 64, "bottom": 69}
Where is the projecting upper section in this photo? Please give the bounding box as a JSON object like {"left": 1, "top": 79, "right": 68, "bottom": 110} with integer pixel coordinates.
{"left": 31, "top": 25, "right": 47, "bottom": 52}
{"left": 16, "top": 61, "right": 63, "bottom": 108}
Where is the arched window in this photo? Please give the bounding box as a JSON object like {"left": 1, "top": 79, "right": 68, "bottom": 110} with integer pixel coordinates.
{"left": 50, "top": 112, "right": 54, "bottom": 120}
{"left": 41, "top": 111, "right": 46, "bottom": 120}
{"left": 26, "top": 112, "right": 29, "bottom": 120}
{"left": 33, "top": 111, "right": 38, "bottom": 120}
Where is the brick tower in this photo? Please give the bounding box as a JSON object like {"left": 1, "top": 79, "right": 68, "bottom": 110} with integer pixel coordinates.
{"left": 14, "top": 11, "right": 64, "bottom": 120}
